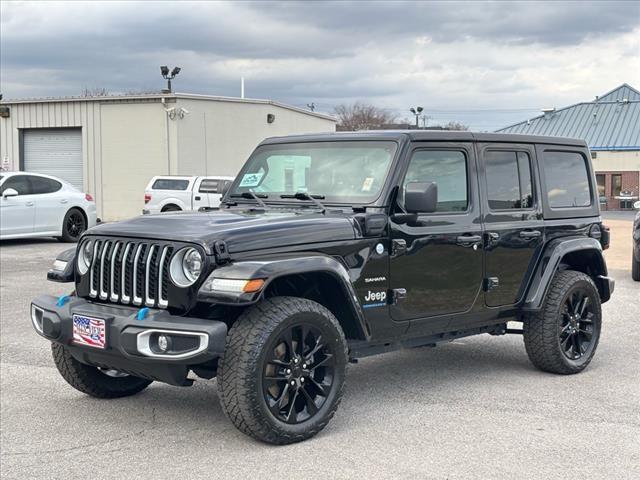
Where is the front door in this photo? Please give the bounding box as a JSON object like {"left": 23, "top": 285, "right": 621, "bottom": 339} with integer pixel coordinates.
{"left": 389, "top": 143, "right": 484, "bottom": 331}
{"left": 0, "top": 175, "right": 36, "bottom": 236}
{"left": 478, "top": 143, "right": 544, "bottom": 307}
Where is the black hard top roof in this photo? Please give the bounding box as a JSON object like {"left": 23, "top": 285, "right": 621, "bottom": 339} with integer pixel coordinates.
{"left": 260, "top": 130, "right": 587, "bottom": 147}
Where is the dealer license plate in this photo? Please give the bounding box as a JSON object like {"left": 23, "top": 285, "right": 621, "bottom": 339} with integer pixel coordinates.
{"left": 72, "top": 314, "right": 106, "bottom": 349}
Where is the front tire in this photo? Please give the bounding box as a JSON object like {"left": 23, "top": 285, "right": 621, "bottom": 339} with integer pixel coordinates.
{"left": 218, "top": 297, "right": 348, "bottom": 445}
{"left": 523, "top": 270, "right": 602, "bottom": 374}
{"left": 52, "top": 344, "right": 152, "bottom": 398}
{"left": 60, "top": 208, "right": 87, "bottom": 242}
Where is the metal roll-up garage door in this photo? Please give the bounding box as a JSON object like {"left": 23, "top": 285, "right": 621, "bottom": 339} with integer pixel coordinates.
{"left": 23, "top": 128, "right": 83, "bottom": 190}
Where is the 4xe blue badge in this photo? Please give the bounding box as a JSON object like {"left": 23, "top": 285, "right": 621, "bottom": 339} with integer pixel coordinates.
{"left": 363, "top": 290, "right": 386, "bottom": 308}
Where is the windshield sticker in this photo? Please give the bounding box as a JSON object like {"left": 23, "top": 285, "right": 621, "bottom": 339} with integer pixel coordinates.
{"left": 361, "top": 177, "right": 374, "bottom": 192}
{"left": 239, "top": 172, "right": 264, "bottom": 187}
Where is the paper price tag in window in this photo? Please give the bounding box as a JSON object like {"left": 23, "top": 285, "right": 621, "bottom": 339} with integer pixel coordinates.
{"left": 239, "top": 172, "right": 264, "bottom": 187}
{"left": 362, "top": 177, "right": 374, "bottom": 192}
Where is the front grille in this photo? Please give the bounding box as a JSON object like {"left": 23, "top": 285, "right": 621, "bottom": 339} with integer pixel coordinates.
{"left": 88, "top": 239, "right": 174, "bottom": 309}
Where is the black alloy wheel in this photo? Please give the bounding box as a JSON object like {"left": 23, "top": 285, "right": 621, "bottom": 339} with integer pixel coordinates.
{"left": 262, "top": 323, "right": 335, "bottom": 424}
{"left": 60, "top": 208, "right": 87, "bottom": 242}
{"left": 523, "top": 270, "right": 602, "bottom": 374}
{"left": 559, "top": 288, "right": 596, "bottom": 360}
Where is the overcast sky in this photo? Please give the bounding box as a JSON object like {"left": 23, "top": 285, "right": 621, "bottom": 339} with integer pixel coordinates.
{"left": 1, "top": 0, "right": 639, "bottom": 130}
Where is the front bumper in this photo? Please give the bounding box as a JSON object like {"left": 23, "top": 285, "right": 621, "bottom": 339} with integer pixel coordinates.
{"left": 30, "top": 295, "right": 227, "bottom": 386}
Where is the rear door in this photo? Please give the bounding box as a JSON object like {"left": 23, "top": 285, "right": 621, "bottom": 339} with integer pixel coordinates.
{"left": 0, "top": 175, "right": 37, "bottom": 235}
{"left": 478, "top": 143, "right": 544, "bottom": 307}
{"left": 192, "top": 177, "right": 214, "bottom": 210}
{"left": 389, "top": 142, "right": 484, "bottom": 332}
{"left": 30, "top": 175, "right": 66, "bottom": 232}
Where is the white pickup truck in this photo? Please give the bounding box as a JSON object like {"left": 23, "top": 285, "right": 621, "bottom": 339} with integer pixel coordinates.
{"left": 142, "top": 175, "right": 234, "bottom": 214}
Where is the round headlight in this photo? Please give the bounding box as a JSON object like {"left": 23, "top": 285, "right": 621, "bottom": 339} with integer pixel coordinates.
{"left": 169, "top": 247, "right": 203, "bottom": 287}
{"left": 77, "top": 240, "right": 93, "bottom": 275}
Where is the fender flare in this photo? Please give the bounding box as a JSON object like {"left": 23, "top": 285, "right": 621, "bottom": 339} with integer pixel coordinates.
{"left": 523, "top": 237, "right": 610, "bottom": 311}
{"left": 47, "top": 247, "right": 77, "bottom": 282}
{"left": 198, "top": 253, "right": 370, "bottom": 339}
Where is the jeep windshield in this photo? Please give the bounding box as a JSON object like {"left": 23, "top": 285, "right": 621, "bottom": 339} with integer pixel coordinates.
{"left": 228, "top": 141, "right": 398, "bottom": 205}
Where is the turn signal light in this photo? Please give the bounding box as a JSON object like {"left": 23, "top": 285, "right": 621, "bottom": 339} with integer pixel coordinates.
{"left": 201, "top": 277, "right": 266, "bottom": 294}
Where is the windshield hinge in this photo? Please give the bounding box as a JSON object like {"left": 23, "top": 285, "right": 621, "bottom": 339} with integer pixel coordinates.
{"left": 213, "top": 240, "right": 230, "bottom": 264}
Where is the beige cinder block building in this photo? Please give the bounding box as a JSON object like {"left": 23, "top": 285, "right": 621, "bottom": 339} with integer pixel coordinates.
{"left": 0, "top": 93, "right": 336, "bottom": 220}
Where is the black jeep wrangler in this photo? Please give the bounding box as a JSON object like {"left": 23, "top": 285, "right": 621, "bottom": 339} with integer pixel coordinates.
{"left": 31, "top": 131, "right": 614, "bottom": 444}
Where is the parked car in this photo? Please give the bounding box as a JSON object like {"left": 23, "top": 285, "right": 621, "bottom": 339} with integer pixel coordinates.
{"left": 633, "top": 200, "right": 640, "bottom": 281}
{"left": 32, "top": 131, "right": 614, "bottom": 445}
{"left": 142, "top": 175, "right": 234, "bottom": 214}
{"left": 0, "top": 172, "right": 96, "bottom": 242}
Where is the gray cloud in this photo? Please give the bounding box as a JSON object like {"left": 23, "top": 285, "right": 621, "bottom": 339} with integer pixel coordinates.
{"left": 1, "top": 0, "right": 639, "bottom": 131}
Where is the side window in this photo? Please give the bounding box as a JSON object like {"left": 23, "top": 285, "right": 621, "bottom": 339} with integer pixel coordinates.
{"left": 30, "top": 176, "right": 62, "bottom": 195}
{"left": 485, "top": 150, "right": 533, "bottom": 210}
{"left": 199, "top": 179, "right": 219, "bottom": 193}
{"left": 152, "top": 179, "right": 190, "bottom": 190}
{"left": 542, "top": 151, "right": 592, "bottom": 208}
{"left": 1, "top": 175, "right": 33, "bottom": 195}
{"left": 403, "top": 150, "right": 468, "bottom": 213}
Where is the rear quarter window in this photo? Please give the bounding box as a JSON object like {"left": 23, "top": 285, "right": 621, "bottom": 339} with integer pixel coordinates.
{"left": 542, "top": 151, "right": 592, "bottom": 208}
{"left": 152, "top": 179, "right": 190, "bottom": 190}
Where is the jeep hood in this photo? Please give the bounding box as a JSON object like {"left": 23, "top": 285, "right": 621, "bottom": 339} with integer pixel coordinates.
{"left": 87, "top": 209, "right": 357, "bottom": 254}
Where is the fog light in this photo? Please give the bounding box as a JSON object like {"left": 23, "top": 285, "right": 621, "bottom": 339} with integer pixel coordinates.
{"left": 158, "top": 334, "right": 170, "bottom": 352}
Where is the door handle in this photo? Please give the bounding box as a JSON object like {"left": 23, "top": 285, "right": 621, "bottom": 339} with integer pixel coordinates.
{"left": 520, "top": 230, "right": 542, "bottom": 239}
{"left": 25, "top": 201, "right": 34, "bottom": 207}
{"left": 60, "top": 199, "right": 68, "bottom": 204}
{"left": 456, "top": 234, "right": 482, "bottom": 244}
{"left": 194, "top": 196, "right": 201, "bottom": 201}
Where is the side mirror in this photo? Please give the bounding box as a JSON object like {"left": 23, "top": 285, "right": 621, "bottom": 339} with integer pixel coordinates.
{"left": 634, "top": 200, "right": 640, "bottom": 210}
{"left": 404, "top": 182, "right": 438, "bottom": 213}
{"left": 2, "top": 188, "right": 18, "bottom": 198}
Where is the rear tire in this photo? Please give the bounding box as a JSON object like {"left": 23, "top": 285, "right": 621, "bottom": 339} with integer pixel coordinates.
{"left": 52, "top": 344, "right": 152, "bottom": 398}
{"left": 161, "top": 204, "right": 181, "bottom": 212}
{"left": 218, "top": 297, "right": 348, "bottom": 444}
{"left": 632, "top": 253, "right": 640, "bottom": 281}
{"left": 523, "top": 270, "right": 601, "bottom": 374}
{"left": 60, "top": 208, "right": 87, "bottom": 242}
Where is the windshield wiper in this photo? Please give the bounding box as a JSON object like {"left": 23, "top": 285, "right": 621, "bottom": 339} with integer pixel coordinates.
{"left": 280, "top": 192, "right": 326, "bottom": 213}
{"left": 229, "top": 190, "right": 268, "bottom": 208}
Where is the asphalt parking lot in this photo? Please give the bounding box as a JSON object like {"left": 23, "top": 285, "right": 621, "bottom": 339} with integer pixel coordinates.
{"left": 1, "top": 218, "right": 639, "bottom": 479}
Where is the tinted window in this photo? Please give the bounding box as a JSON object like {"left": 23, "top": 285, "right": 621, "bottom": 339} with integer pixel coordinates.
{"left": 543, "top": 152, "right": 591, "bottom": 208}
{"left": 596, "top": 174, "right": 606, "bottom": 198}
{"left": 199, "top": 179, "right": 219, "bottom": 193}
{"left": 30, "top": 176, "right": 62, "bottom": 194}
{"left": 1, "top": 175, "right": 33, "bottom": 195}
{"left": 612, "top": 174, "right": 622, "bottom": 196}
{"left": 485, "top": 150, "right": 533, "bottom": 209}
{"left": 403, "top": 150, "right": 468, "bottom": 212}
{"left": 152, "top": 179, "right": 190, "bottom": 190}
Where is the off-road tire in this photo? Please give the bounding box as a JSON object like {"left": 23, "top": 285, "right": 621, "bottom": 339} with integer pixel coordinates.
{"left": 217, "top": 296, "right": 348, "bottom": 445}
{"left": 523, "top": 270, "right": 602, "bottom": 374}
{"left": 632, "top": 253, "right": 640, "bottom": 281}
{"left": 52, "top": 343, "right": 152, "bottom": 398}
{"left": 60, "top": 208, "right": 87, "bottom": 242}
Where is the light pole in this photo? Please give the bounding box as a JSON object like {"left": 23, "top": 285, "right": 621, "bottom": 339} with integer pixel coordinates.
{"left": 160, "top": 66, "right": 181, "bottom": 93}
{"left": 409, "top": 106, "right": 423, "bottom": 128}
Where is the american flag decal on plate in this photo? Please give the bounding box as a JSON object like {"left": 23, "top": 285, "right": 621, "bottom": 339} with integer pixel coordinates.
{"left": 72, "top": 314, "right": 106, "bottom": 349}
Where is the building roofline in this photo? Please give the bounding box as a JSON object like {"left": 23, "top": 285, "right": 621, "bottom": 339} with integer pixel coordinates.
{"left": 0, "top": 92, "right": 336, "bottom": 122}
{"left": 597, "top": 83, "right": 640, "bottom": 101}
{"left": 497, "top": 84, "right": 640, "bottom": 132}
